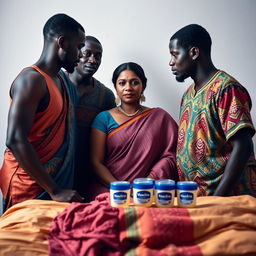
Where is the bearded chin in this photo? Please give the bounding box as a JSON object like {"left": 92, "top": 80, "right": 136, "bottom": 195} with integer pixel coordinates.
{"left": 176, "top": 75, "right": 186, "bottom": 83}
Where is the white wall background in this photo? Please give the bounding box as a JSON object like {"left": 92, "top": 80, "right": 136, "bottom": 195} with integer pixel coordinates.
{"left": 0, "top": 0, "right": 256, "bottom": 213}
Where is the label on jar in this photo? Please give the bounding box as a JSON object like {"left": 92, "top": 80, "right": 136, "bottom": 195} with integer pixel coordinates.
{"left": 157, "top": 192, "right": 172, "bottom": 205}
{"left": 136, "top": 191, "right": 150, "bottom": 203}
{"left": 113, "top": 192, "right": 127, "bottom": 205}
{"left": 180, "top": 192, "right": 194, "bottom": 205}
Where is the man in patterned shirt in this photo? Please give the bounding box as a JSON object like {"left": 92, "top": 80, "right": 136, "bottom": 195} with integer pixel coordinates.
{"left": 169, "top": 24, "right": 256, "bottom": 196}
{"left": 68, "top": 36, "right": 116, "bottom": 199}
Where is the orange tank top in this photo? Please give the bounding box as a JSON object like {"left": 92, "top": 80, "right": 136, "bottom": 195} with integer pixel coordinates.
{"left": 28, "top": 65, "right": 64, "bottom": 143}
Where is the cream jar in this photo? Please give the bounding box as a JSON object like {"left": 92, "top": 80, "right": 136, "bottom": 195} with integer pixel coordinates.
{"left": 177, "top": 181, "right": 197, "bottom": 208}
{"left": 155, "top": 179, "right": 175, "bottom": 208}
{"left": 133, "top": 178, "right": 154, "bottom": 207}
{"left": 110, "top": 181, "right": 130, "bottom": 207}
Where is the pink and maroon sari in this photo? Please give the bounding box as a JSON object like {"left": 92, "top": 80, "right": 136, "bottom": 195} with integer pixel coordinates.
{"left": 87, "top": 108, "right": 178, "bottom": 201}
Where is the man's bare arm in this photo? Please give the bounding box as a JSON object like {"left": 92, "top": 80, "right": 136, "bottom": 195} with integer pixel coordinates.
{"left": 6, "top": 70, "right": 83, "bottom": 202}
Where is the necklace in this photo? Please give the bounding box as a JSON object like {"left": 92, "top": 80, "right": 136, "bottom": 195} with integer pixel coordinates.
{"left": 118, "top": 106, "right": 141, "bottom": 117}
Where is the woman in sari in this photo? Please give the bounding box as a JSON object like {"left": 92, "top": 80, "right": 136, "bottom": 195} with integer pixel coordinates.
{"left": 87, "top": 62, "right": 178, "bottom": 201}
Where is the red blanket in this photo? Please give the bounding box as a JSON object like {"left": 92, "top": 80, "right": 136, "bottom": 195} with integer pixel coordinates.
{"left": 48, "top": 195, "right": 122, "bottom": 256}
{"left": 48, "top": 194, "right": 202, "bottom": 256}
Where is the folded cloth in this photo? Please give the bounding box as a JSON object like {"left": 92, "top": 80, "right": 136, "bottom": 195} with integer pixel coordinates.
{"left": 48, "top": 193, "right": 124, "bottom": 256}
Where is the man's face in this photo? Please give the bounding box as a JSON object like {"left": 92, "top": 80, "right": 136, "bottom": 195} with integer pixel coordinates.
{"left": 61, "top": 29, "right": 86, "bottom": 73}
{"left": 75, "top": 40, "right": 102, "bottom": 77}
{"left": 169, "top": 38, "right": 193, "bottom": 83}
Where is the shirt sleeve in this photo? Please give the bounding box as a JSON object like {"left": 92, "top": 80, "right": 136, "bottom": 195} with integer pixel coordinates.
{"left": 217, "top": 83, "right": 255, "bottom": 140}
{"left": 91, "top": 111, "right": 109, "bottom": 134}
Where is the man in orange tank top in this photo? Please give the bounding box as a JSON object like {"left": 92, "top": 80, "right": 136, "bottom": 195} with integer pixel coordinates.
{"left": 0, "top": 13, "right": 86, "bottom": 212}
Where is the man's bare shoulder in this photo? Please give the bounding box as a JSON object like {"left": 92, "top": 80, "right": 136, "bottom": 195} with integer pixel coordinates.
{"left": 11, "top": 67, "right": 47, "bottom": 98}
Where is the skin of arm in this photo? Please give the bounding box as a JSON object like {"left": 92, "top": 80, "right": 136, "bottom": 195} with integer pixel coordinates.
{"left": 90, "top": 128, "right": 117, "bottom": 188}
{"left": 213, "top": 128, "right": 254, "bottom": 196}
{"left": 6, "top": 70, "right": 83, "bottom": 202}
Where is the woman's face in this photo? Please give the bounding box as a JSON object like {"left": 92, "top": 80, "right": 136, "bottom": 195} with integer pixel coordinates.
{"left": 115, "top": 70, "right": 144, "bottom": 104}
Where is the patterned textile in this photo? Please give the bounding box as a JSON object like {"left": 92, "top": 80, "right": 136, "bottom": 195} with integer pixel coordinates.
{"left": 87, "top": 108, "right": 178, "bottom": 201}
{"left": 0, "top": 67, "right": 78, "bottom": 211}
{"left": 177, "top": 70, "right": 256, "bottom": 196}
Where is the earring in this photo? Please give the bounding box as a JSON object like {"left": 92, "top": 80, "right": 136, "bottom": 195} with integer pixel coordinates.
{"left": 115, "top": 95, "right": 121, "bottom": 105}
{"left": 140, "top": 94, "right": 146, "bottom": 103}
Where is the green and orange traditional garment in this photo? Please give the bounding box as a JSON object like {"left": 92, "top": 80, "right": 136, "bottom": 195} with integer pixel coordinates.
{"left": 0, "top": 66, "right": 78, "bottom": 211}
{"left": 177, "top": 70, "right": 256, "bottom": 196}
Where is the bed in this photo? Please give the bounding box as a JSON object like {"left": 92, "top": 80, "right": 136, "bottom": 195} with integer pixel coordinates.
{"left": 0, "top": 194, "right": 256, "bottom": 256}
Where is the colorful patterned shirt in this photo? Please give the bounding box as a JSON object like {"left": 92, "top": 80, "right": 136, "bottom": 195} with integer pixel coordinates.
{"left": 177, "top": 70, "right": 256, "bottom": 196}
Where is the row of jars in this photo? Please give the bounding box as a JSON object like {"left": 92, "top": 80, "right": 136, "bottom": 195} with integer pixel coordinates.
{"left": 110, "top": 178, "right": 198, "bottom": 208}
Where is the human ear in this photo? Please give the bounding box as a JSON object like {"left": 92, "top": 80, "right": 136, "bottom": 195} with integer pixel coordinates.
{"left": 190, "top": 47, "right": 199, "bottom": 60}
{"left": 57, "top": 35, "right": 66, "bottom": 49}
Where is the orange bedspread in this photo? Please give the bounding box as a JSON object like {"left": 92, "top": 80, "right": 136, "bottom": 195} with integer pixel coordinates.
{"left": 0, "top": 195, "right": 256, "bottom": 256}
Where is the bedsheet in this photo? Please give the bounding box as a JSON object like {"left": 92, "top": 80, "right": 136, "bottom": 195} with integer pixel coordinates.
{"left": 0, "top": 195, "right": 256, "bottom": 256}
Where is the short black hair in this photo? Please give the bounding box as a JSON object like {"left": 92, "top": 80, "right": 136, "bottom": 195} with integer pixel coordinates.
{"left": 85, "top": 36, "right": 102, "bottom": 46}
{"left": 112, "top": 62, "right": 147, "bottom": 89}
{"left": 170, "top": 24, "right": 212, "bottom": 55}
{"left": 43, "top": 13, "right": 85, "bottom": 39}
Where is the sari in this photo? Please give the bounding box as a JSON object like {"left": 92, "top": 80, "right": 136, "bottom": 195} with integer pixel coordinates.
{"left": 87, "top": 108, "right": 178, "bottom": 201}
{"left": 0, "top": 66, "right": 78, "bottom": 211}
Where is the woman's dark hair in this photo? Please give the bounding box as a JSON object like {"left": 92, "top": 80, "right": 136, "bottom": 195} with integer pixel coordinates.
{"left": 112, "top": 62, "right": 147, "bottom": 89}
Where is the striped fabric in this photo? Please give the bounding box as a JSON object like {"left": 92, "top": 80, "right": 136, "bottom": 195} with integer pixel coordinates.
{"left": 0, "top": 195, "right": 256, "bottom": 255}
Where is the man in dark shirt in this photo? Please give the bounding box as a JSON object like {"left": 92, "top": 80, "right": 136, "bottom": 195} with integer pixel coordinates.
{"left": 68, "top": 36, "right": 116, "bottom": 199}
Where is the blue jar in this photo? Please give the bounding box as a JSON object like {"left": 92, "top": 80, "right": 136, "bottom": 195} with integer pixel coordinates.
{"left": 177, "top": 181, "right": 197, "bottom": 207}
{"left": 110, "top": 181, "right": 130, "bottom": 207}
{"left": 133, "top": 178, "right": 154, "bottom": 207}
{"left": 155, "top": 179, "right": 175, "bottom": 207}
